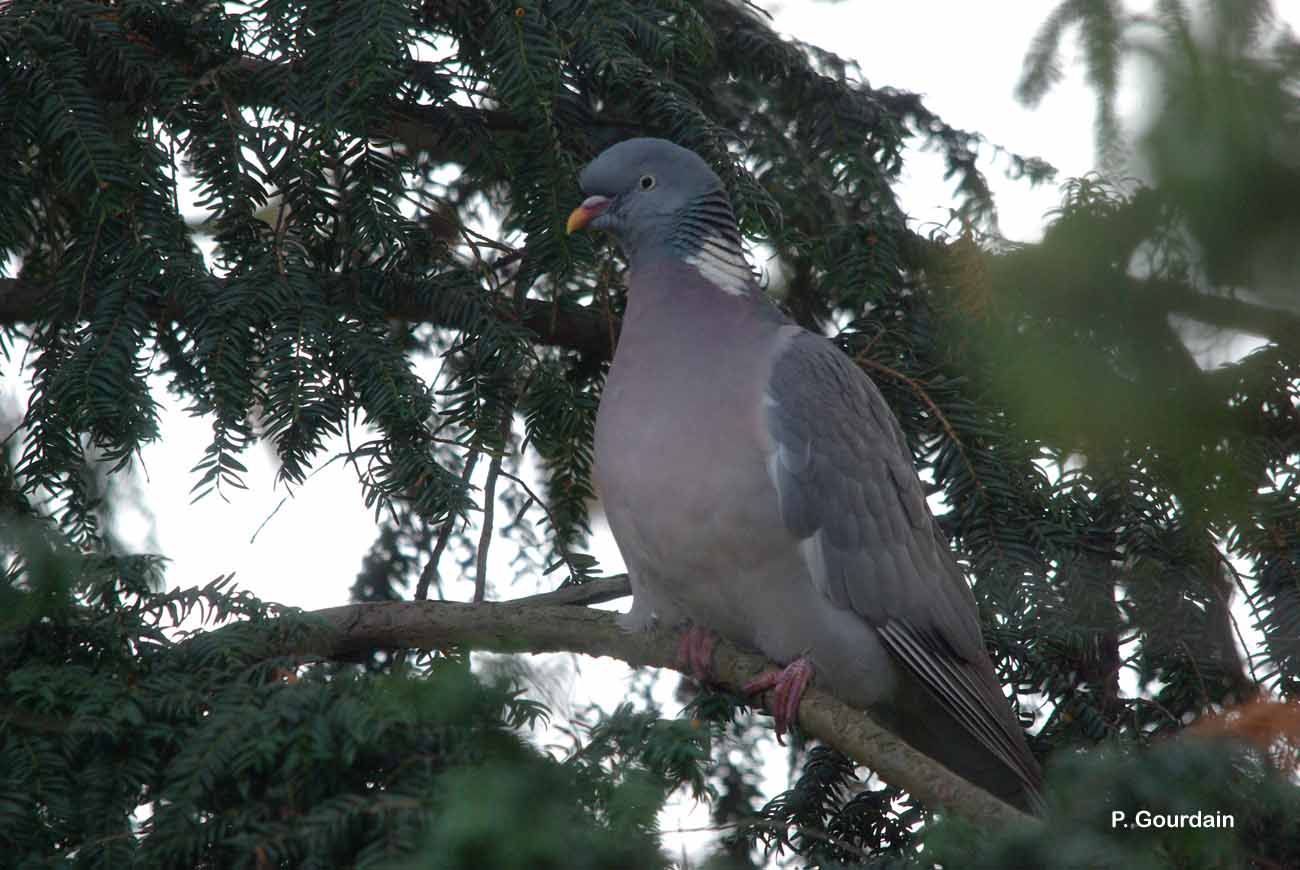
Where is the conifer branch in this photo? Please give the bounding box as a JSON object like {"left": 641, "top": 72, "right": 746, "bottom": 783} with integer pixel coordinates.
{"left": 6, "top": 268, "right": 1299, "bottom": 360}
{"left": 0, "top": 276, "right": 619, "bottom": 361}
{"left": 267, "top": 591, "right": 1037, "bottom": 831}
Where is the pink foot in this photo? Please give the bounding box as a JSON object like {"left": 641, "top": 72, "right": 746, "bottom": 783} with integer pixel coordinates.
{"left": 744, "top": 657, "right": 815, "bottom": 742}
{"left": 676, "top": 625, "right": 716, "bottom": 682}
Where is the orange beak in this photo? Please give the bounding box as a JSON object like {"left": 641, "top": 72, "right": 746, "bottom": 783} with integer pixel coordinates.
{"left": 566, "top": 195, "right": 612, "bottom": 234}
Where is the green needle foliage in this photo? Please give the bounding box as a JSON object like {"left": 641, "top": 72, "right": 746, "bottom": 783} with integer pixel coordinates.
{"left": 2, "top": 0, "right": 1299, "bottom": 866}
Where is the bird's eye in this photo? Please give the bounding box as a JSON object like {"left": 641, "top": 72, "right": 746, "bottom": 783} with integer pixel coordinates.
{"left": 639, "top": 174, "right": 656, "bottom": 191}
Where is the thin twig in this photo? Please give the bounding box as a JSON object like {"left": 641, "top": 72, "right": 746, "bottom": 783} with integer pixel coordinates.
{"left": 427, "top": 434, "right": 508, "bottom": 455}
{"left": 598, "top": 264, "right": 618, "bottom": 359}
{"left": 75, "top": 214, "right": 105, "bottom": 323}
{"left": 249, "top": 451, "right": 367, "bottom": 544}
{"left": 1213, "top": 544, "right": 1264, "bottom": 685}
{"left": 414, "top": 449, "right": 480, "bottom": 601}
{"left": 495, "top": 466, "right": 587, "bottom": 584}
{"left": 474, "top": 448, "right": 502, "bottom": 604}
{"left": 250, "top": 496, "right": 289, "bottom": 544}
{"left": 508, "top": 574, "right": 630, "bottom": 607}
{"left": 490, "top": 248, "right": 526, "bottom": 272}
{"left": 458, "top": 223, "right": 516, "bottom": 255}
{"left": 472, "top": 402, "right": 517, "bottom": 604}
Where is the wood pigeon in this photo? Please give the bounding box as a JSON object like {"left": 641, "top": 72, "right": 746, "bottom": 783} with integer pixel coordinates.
{"left": 567, "top": 138, "right": 1043, "bottom": 812}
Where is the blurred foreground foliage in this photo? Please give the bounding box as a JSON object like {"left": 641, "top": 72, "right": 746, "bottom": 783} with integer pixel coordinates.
{"left": 923, "top": 735, "right": 1300, "bottom": 870}
{"left": 1021, "top": 0, "right": 1300, "bottom": 308}
{"left": 2, "top": 0, "right": 1299, "bottom": 866}
{"left": 1, "top": 524, "right": 680, "bottom": 868}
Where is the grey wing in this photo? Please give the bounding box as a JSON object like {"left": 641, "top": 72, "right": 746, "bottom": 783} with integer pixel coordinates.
{"left": 765, "top": 329, "right": 1037, "bottom": 791}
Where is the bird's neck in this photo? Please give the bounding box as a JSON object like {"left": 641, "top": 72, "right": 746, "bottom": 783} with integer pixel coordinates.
{"left": 627, "top": 188, "right": 756, "bottom": 297}
{"left": 617, "top": 255, "right": 783, "bottom": 381}
{"left": 623, "top": 256, "right": 774, "bottom": 339}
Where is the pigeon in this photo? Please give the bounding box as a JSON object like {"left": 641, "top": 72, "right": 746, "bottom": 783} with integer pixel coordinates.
{"left": 567, "top": 137, "right": 1043, "bottom": 812}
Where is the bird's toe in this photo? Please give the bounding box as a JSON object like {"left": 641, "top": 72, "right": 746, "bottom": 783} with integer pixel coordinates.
{"left": 675, "top": 624, "right": 717, "bottom": 682}
{"left": 744, "top": 656, "right": 815, "bottom": 742}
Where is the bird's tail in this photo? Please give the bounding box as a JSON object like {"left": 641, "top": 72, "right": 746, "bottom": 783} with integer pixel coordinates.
{"left": 883, "top": 671, "right": 1044, "bottom": 814}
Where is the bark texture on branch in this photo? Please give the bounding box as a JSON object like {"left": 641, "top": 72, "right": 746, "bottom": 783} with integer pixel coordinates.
{"left": 0, "top": 276, "right": 619, "bottom": 362}
{"left": 272, "top": 583, "right": 1036, "bottom": 831}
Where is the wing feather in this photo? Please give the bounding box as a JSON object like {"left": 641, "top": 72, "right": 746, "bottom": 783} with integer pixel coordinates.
{"left": 765, "top": 329, "right": 1040, "bottom": 798}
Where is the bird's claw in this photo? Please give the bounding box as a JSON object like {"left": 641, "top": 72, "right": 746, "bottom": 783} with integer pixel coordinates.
{"left": 675, "top": 625, "right": 717, "bottom": 682}
{"left": 744, "top": 656, "right": 814, "bottom": 743}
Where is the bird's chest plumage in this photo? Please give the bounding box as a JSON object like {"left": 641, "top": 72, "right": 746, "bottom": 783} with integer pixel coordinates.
{"left": 593, "top": 278, "right": 785, "bottom": 583}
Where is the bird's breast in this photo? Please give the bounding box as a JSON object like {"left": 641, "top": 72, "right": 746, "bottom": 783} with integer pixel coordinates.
{"left": 593, "top": 299, "right": 785, "bottom": 576}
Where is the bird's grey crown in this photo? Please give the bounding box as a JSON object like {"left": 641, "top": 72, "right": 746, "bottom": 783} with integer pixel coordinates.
{"left": 577, "top": 137, "right": 722, "bottom": 200}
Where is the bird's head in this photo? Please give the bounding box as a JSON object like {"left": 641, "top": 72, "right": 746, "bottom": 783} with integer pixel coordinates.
{"left": 567, "top": 138, "right": 736, "bottom": 264}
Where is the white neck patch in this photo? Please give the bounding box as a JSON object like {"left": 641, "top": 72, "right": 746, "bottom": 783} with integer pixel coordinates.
{"left": 684, "top": 236, "right": 754, "bottom": 296}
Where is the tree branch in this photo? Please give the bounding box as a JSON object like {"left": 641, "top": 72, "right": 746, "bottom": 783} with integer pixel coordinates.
{"left": 1139, "top": 277, "right": 1300, "bottom": 343}
{"left": 510, "top": 574, "right": 631, "bottom": 606}
{"left": 0, "top": 275, "right": 619, "bottom": 362}
{"left": 211, "top": 57, "right": 527, "bottom": 162}
{"left": 268, "top": 591, "right": 1035, "bottom": 830}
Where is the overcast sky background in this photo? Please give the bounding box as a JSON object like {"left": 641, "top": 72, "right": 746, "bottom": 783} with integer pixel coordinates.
{"left": 5, "top": 0, "right": 1298, "bottom": 863}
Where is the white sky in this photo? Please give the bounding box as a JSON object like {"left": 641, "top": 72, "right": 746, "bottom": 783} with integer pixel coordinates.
{"left": 769, "top": 0, "right": 1096, "bottom": 241}
{"left": 4, "top": 1, "right": 1297, "bottom": 865}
